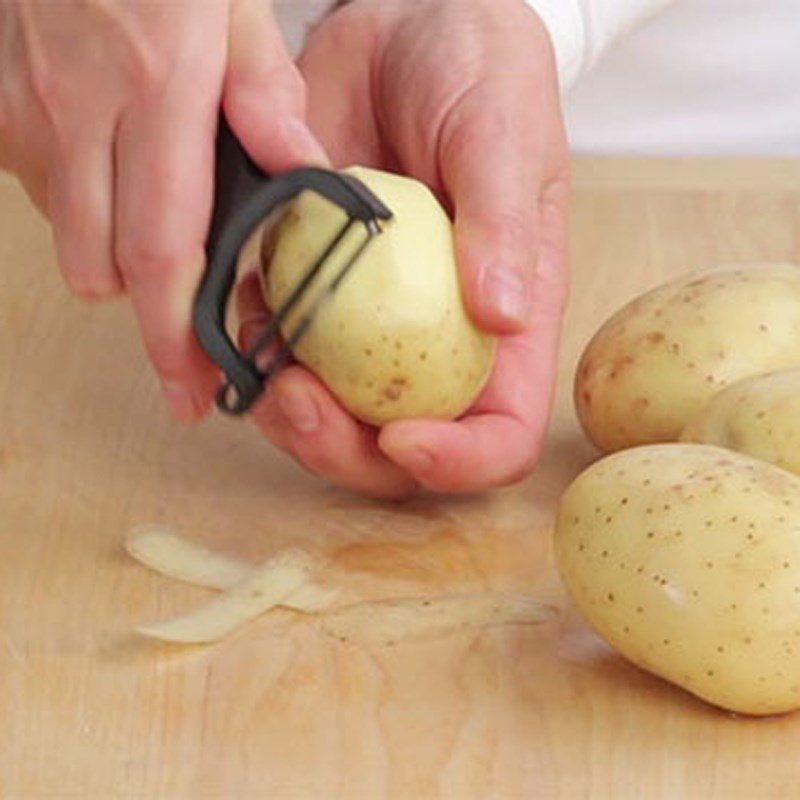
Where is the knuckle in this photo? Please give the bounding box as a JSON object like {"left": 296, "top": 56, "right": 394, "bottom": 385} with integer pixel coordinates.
{"left": 229, "top": 61, "right": 307, "bottom": 120}
{"left": 58, "top": 249, "right": 123, "bottom": 300}
{"left": 125, "top": 46, "right": 173, "bottom": 99}
{"left": 294, "top": 443, "right": 338, "bottom": 477}
{"left": 490, "top": 207, "right": 539, "bottom": 257}
{"left": 499, "top": 443, "right": 544, "bottom": 487}
{"left": 28, "top": 65, "right": 67, "bottom": 113}
{"left": 145, "top": 336, "right": 188, "bottom": 382}
{"left": 115, "top": 237, "right": 183, "bottom": 283}
{"left": 500, "top": 458, "right": 537, "bottom": 487}
{"left": 65, "top": 273, "right": 123, "bottom": 301}
{"left": 281, "top": 64, "right": 307, "bottom": 109}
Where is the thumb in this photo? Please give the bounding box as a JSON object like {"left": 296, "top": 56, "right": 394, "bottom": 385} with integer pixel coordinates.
{"left": 223, "top": 0, "right": 329, "bottom": 172}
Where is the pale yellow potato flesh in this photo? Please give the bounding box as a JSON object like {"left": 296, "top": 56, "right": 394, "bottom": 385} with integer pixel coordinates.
{"left": 262, "top": 166, "right": 496, "bottom": 425}
{"left": 126, "top": 526, "right": 250, "bottom": 590}
{"left": 681, "top": 369, "right": 800, "bottom": 476}
{"left": 556, "top": 443, "right": 800, "bottom": 716}
{"left": 575, "top": 263, "right": 800, "bottom": 452}
{"left": 135, "top": 549, "right": 318, "bottom": 643}
{"left": 321, "top": 592, "right": 554, "bottom": 647}
{"left": 125, "top": 526, "right": 339, "bottom": 613}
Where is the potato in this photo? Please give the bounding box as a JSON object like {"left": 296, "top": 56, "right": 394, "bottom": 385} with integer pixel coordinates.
{"left": 681, "top": 369, "right": 800, "bottom": 476}
{"left": 575, "top": 263, "right": 800, "bottom": 452}
{"left": 555, "top": 443, "right": 800, "bottom": 715}
{"left": 261, "top": 166, "right": 496, "bottom": 425}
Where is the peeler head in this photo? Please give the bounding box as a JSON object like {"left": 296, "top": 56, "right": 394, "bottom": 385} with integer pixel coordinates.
{"left": 193, "top": 117, "right": 393, "bottom": 417}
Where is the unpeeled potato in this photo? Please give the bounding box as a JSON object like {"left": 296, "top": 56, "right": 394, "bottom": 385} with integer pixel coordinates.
{"left": 575, "top": 263, "right": 800, "bottom": 452}
{"left": 681, "top": 369, "right": 800, "bottom": 475}
{"left": 556, "top": 443, "right": 800, "bottom": 715}
{"left": 261, "top": 166, "right": 496, "bottom": 426}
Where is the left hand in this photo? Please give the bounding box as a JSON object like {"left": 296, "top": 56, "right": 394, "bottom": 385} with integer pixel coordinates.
{"left": 241, "top": 0, "right": 570, "bottom": 498}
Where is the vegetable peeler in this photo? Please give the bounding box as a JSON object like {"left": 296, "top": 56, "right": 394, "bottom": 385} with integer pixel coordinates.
{"left": 192, "top": 114, "right": 393, "bottom": 416}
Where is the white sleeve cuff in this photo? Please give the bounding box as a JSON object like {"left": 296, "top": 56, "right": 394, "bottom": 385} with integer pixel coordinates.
{"left": 523, "top": 0, "right": 587, "bottom": 91}
{"left": 525, "top": 0, "right": 674, "bottom": 92}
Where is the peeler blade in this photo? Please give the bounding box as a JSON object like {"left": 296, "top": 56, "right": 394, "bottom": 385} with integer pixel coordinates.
{"left": 194, "top": 113, "right": 393, "bottom": 417}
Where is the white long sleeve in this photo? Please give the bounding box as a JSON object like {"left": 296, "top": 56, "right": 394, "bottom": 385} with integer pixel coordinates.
{"left": 275, "top": 0, "right": 800, "bottom": 156}
{"left": 525, "top": 0, "right": 674, "bottom": 89}
{"left": 275, "top": 0, "right": 672, "bottom": 80}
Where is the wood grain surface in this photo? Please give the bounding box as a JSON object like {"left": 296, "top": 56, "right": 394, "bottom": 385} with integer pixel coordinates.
{"left": 1, "top": 159, "right": 800, "bottom": 799}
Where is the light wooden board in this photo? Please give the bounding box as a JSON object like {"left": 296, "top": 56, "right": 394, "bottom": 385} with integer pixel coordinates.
{"left": 1, "top": 159, "right": 800, "bottom": 799}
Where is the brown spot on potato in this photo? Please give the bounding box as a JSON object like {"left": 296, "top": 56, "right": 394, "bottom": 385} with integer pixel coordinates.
{"left": 608, "top": 355, "right": 635, "bottom": 380}
{"left": 382, "top": 377, "right": 409, "bottom": 402}
{"left": 647, "top": 331, "right": 665, "bottom": 344}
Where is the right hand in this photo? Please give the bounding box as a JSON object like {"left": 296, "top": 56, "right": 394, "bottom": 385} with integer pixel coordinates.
{"left": 0, "top": 0, "right": 327, "bottom": 420}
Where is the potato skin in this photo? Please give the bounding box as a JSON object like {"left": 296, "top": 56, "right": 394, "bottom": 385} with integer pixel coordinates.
{"left": 575, "top": 264, "right": 800, "bottom": 452}
{"left": 681, "top": 369, "right": 800, "bottom": 476}
{"left": 262, "top": 166, "right": 496, "bottom": 426}
{"left": 555, "top": 443, "right": 800, "bottom": 715}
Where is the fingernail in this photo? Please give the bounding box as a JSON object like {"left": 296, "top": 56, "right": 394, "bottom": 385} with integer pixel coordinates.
{"left": 483, "top": 268, "right": 532, "bottom": 328}
{"left": 385, "top": 444, "right": 435, "bottom": 473}
{"left": 162, "top": 381, "right": 198, "bottom": 422}
{"left": 276, "top": 387, "right": 320, "bottom": 433}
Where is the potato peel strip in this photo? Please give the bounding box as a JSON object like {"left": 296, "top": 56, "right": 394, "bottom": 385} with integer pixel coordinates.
{"left": 321, "top": 592, "right": 555, "bottom": 646}
{"left": 135, "top": 548, "right": 318, "bottom": 643}
{"left": 126, "top": 526, "right": 250, "bottom": 590}
{"left": 125, "top": 526, "right": 339, "bottom": 613}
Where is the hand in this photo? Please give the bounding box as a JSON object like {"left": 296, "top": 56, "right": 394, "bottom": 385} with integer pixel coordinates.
{"left": 241, "top": 0, "right": 570, "bottom": 498}
{"left": 0, "top": 0, "right": 326, "bottom": 420}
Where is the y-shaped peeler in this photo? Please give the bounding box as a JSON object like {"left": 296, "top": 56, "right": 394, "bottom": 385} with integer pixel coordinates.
{"left": 192, "top": 114, "right": 392, "bottom": 417}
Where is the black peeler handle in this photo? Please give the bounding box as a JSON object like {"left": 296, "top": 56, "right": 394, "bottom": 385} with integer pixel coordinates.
{"left": 193, "top": 113, "right": 392, "bottom": 416}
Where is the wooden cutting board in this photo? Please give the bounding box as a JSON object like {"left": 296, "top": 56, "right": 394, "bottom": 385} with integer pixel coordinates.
{"left": 2, "top": 158, "right": 800, "bottom": 799}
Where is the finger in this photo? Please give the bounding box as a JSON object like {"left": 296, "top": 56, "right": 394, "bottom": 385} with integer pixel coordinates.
{"left": 236, "top": 269, "right": 277, "bottom": 372}
{"left": 440, "top": 75, "right": 549, "bottom": 335}
{"left": 378, "top": 334, "right": 556, "bottom": 493}
{"left": 47, "top": 136, "right": 121, "bottom": 298}
{"left": 224, "top": 0, "right": 329, "bottom": 172}
{"left": 114, "top": 92, "right": 222, "bottom": 422}
{"left": 236, "top": 268, "right": 268, "bottom": 330}
{"left": 16, "top": 166, "right": 50, "bottom": 217}
{"left": 236, "top": 310, "right": 293, "bottom": 455}
{"left": 296, "top": 11, "right": 385, "bottom": 168}
{"left": 379, "top": 179, "right": 569, "bottom": 493}
{"left": 250, "top": 366, "right": 416, "bottom": 500}
{"left": 235, "top": 277, "right": 416, "bottom": 498}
